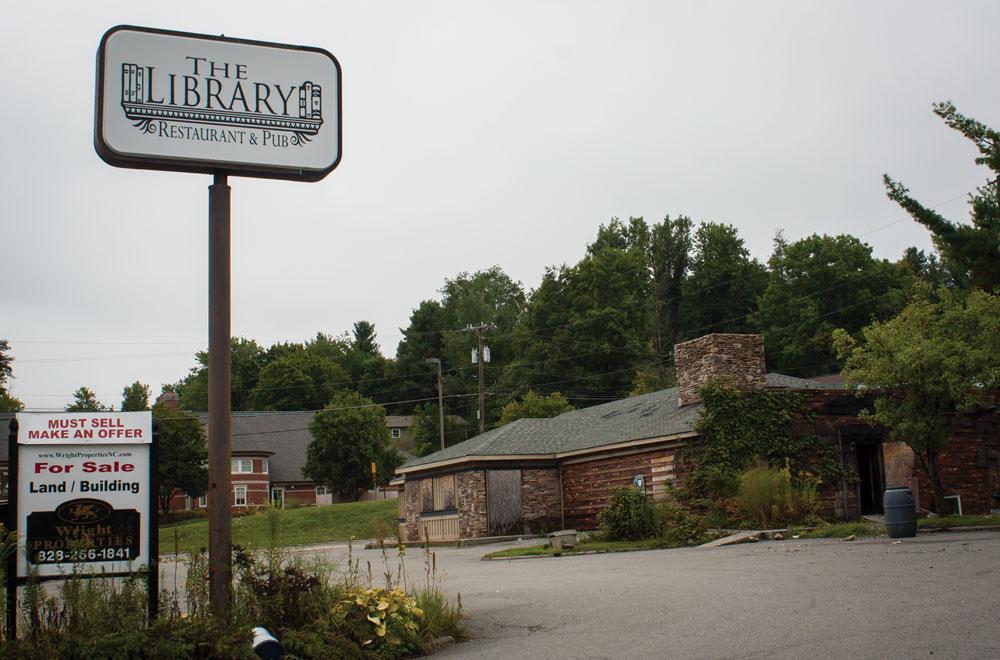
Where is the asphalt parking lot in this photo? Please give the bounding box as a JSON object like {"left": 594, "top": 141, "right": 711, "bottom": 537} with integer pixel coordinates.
{"left": 155, "top": 530, "right": 999, "bottom": 659}
{"left": 418, "top": 531, "right": 1000, "bottom": 659}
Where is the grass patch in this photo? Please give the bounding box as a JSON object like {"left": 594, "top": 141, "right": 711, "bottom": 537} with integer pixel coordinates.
{"left": 484, "top": 537, "right": 687, "bottom": 560}
{"left": 918, "top": 514, "right": 1000, "bottom": 529}
{"left": 159, "top": 499, "right": 398, "bottom": 555}
{"left": 795, "top": 514, "right": 1000, "bottom": 540}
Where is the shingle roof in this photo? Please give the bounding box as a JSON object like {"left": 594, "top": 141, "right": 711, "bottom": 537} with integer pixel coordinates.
{"left": 385, "top": 416, "right": 413, "bottom": 428}
{"left": 398, "top": 373, "right": 840, "bottom": 470}
{"left": 197, "top": 411, "right": 314, "bottom": 484}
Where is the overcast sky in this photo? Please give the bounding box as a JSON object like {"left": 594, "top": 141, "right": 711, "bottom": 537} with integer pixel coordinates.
{"left": 3, "top": 1, "right": 999, "bottom": 411}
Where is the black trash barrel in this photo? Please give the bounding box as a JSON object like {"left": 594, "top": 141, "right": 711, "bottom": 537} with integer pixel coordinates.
{"left": 883, "top": 486, "right": 917, "bottom": 538}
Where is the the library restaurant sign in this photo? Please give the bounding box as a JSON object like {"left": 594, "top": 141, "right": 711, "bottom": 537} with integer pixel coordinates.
{"left": 13, "top": 411, "right": 153, "bottom": 579}
{"left": 95, "top": 25, "right": 342, "bottom": 181}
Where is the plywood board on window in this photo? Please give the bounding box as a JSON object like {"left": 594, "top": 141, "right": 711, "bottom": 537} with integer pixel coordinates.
{"left": 487, "top": 469, "right": 523, "bottom": 536}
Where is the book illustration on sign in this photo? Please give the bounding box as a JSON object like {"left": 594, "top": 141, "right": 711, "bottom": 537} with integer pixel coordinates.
{"left": 119, "top": 63, "right": 324, "bottom": 146}
{"left": 27, "top": 498, "right": 140, "bottom": 565}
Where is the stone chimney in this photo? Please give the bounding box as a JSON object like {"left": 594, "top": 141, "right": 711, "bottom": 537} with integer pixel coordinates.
{"left": 674, "top": 334, "right": 766, "bottom": 407}
{"left": 156, "top": 390, "right": 181, "bottom": 411}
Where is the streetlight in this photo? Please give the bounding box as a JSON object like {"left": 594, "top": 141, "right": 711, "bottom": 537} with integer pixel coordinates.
{"left": 424, "top": 358, "right": 446, "bottom": 451}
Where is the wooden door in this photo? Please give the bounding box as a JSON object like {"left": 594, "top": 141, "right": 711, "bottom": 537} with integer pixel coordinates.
{"left": 487, "top": 469, "right": 523, "bottom": 536}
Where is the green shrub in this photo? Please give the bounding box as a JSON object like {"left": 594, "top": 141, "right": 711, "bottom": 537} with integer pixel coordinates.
{"left": 686, "top": 461, "right": 740, "bottom": 500}
{"left": 740, "top": 464, "right": 791, "bottom": 528}
{"left": 162, "top": 509, "right": 209, "bottom": 523}
{"left": 233, "top": 545, "right": 340, "bottom": 635}
{"left": 653, "top": 500, "right": 709, "bottom": 546}
{"left": 739, "top": 464, "right": 820, "bottom": 528}
{"left": 331, "top": 587, "right": 426, "bottom": 657}
{"left": 413, "top": 544, "right": 464, "bottom": 641}
{"left": 598, "top": 488, "right": 657, "bottom": 541}
{"left": 414, "top": 588, "right": 463, "bottom": 640}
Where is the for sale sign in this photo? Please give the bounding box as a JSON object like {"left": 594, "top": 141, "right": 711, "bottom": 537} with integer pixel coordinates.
{"left": 15, "top": 412, "right": 153, "bottom": 579}
{"left": 95, "top": 25, "right": 342, "bottom": 181}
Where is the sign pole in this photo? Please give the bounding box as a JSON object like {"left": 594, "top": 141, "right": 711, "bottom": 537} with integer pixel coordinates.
{"left": 207, "top": 172, "right": 233, "bottom": 616}
{"left": 5, "top": 419, "right": 18, "bottom": 641}
{"left": 147, "top": 420, "right": 160, "bottom": 622}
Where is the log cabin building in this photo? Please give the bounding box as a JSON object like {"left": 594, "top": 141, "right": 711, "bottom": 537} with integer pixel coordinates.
{"left": 394, "top": 334, "right": 1000, "bottom": 543}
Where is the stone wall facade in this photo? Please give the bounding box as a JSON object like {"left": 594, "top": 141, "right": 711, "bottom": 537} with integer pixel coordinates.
{"left": 457, "top": 470, "right": 488, "bottom": 538}
{"left": 400, "top": 476, "right": 425, "bottom": 542}
{"left": 675, "top": 334, "right": 765, "bottom": 407}
{"left": 561, "top": 446, "right": 686, "bottom": 530}
{"left": 521, "top": 468, "right": 562, "bottom": 533}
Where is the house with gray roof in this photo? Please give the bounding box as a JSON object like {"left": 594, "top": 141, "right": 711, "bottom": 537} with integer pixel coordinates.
{"left": 169, "top": 409, "right": 412, "bottom": 511}
{"left": 395, "top": 333, "right": 1000, "bottom": 543}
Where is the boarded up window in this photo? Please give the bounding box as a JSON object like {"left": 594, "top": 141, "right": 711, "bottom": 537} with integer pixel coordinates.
{"left": 433, "top": 475, "right": 456, "bottom": 511}
{"left": 487, "top": 469, "right": 523, "bottom": 536}
{"left": 420, "top": 479, "right": 434, "bottom": 512}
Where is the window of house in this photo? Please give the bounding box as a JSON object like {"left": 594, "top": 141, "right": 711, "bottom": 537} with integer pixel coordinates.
{"left": 315, "top": 485, "right": 328, "bottom": 496}
{"left": 262, "top": 459, "right": 269, "bottom": 474}
{"left": 421, "top": 475, "right": 457, "bottom": 512}
{"left": 433, "top": 475, "right": 456, "bottom": 510}
{"left": 391, "top": 428, "right": 401, "bottom": 439}
{"left": 198, "top": 494, "right": 207, "bottom": 508}
{"left": 234, "top": 486, "right": 247, "bottom": 506}
{"left": 231, "top": 459, "right": 253, "bottom": 474}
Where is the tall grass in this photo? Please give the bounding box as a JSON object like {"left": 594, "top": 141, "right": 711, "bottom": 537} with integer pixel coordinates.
{"left": 739, "top": 464, "right": 819, "bottom": 529}
{"left": 1, "top": 506, "right": 463, "bottom": 658}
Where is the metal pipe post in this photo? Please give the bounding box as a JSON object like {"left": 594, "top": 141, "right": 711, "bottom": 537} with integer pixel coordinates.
{"left": 207, "top": 173, "right": 232, "bottom": 616}
{"left": 477, "top": 325, "right": 485, "bottom": 435}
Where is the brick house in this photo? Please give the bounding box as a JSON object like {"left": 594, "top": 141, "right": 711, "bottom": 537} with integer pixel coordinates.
{"left": 394, "top": 334, "right": 1000, "bottom": 542}
{"left": 168, "top": 409, "right": 412, "bottom": 512}
{"left": 167, "top": 411, "right": 326, "bottom": 511}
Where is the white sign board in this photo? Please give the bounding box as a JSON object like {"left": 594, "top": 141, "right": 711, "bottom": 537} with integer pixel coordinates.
{"left": 95, "top": 25, "right": 341, "bottom": 181}
{"left": 15, "top": 412, "right": 153, "bottom": 579}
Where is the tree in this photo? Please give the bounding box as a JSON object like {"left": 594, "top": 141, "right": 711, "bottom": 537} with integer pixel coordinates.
{"left": 497, "top": 391, "right": 574, "bottom": 427}
{"left": 834, "top": 290, "right": 1000, "bottom": 513}
{"left": 678, "top": 222, "right": 767, "bottom": 339}
{"left": 884, "top": 101, "right": 1000, "bottom": 292}
{"left": 120, "top": 381, "right": 151, "bottom": 411}
{"left": 439, "top": 266, "right": 527, "bottom": 430}
{"left": 0, "top": 340, "right": 13, "bottom": 391}
{"left": 0, "top": 393, "right": 23, "bottom": 413}
{"left": 410, "top": 403, "right": 470, "bottom": 457}
{"left": 152, "top": 400, "right": 208, "bottom": 515}
{"left": 504, "top": 221, "right": 652, "bottom": 405}
{"left": 0, "top": 339, "right": 24, "bottom": 412}
{"left": 648, "top": 215, "right": 693, "bottom": 386}
{"left": 250, "top": 352, "right": 350, "bottom": 411}
{"left": 392, "top": 301, "right": 447, "bottom": 414}
{"left": 66, "top": 386, "right": 111, "bottom": 412}
{"left": 756, "top": 233, "right": 911, "bottom": 375}
{"left": 343, "top": 322, "right": 394, "bottom": 403}
{"left": 177, "top": 337, "right": 268, "bottom": 411}
{"left": 304, "top": 390, "right": 392, "bottom": 499}
{"left": 351, "top": 321, "right": 379, "bottom": 355}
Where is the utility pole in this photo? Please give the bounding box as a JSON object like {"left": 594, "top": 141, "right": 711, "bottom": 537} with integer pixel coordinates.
{"left": 424, "top": 357, "right": 445, "bottom": 451}
{"left": 465, "top": 322, "right": 491, "bottom": 435}
{"left": 476, "top": 326, "right": 485, "bottom": 435}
